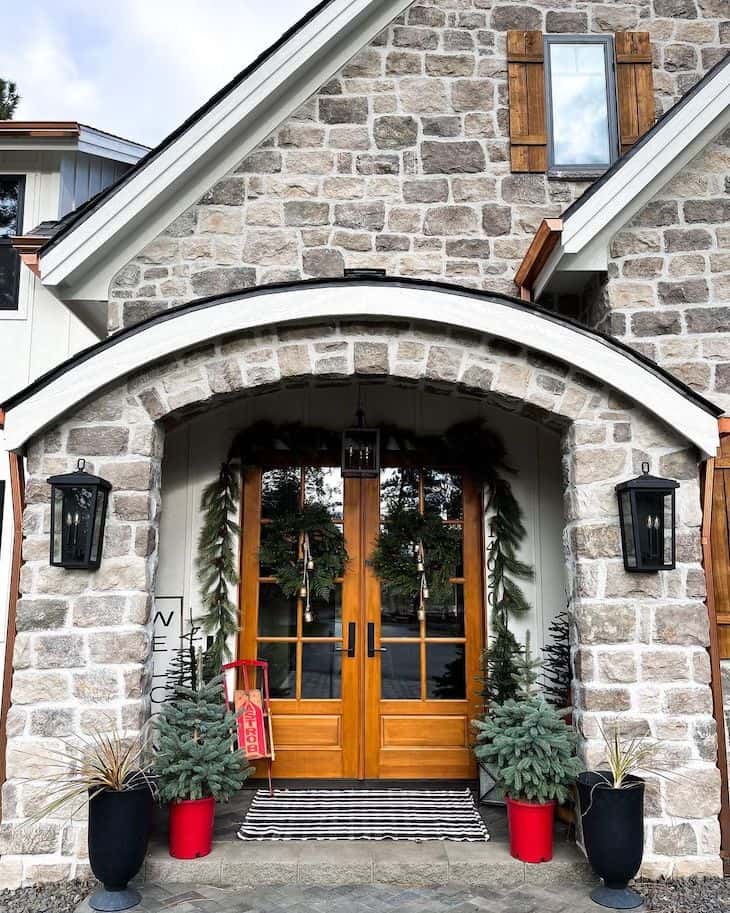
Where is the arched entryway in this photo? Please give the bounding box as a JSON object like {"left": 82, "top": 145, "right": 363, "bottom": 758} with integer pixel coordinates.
{"left": 1, "top": 278, "right": 723, "bottom": 879}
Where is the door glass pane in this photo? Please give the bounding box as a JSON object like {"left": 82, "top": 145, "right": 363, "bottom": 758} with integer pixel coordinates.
{"left": 423, "top": 471, "right": 463, "bottom": 520}
{"left": 381, "top": 643, "right": 421, "bottom": 700}
{"left": 305, "top": 585, "right": 342, "bottom": 637}
{"left": 426, "top": 584, "right": 464, "bottom": 638}
{"left": 302, "top": 644, "right": 341, "bottom": 699}
{"left": 261, "top": 468, "right": 300, "bottom": 517}
{"left": 380, "top": 467, "right": 419, "bottom": 517}
{"left": 381, "top": 593, "right": 420, "bottom": 638}
{"left": 258, "top": 582, "right": 297, "bottom": 637}
{"left": 258, "top": 642, "right": 296, "bottom": 698}
{"left": 0, "top": 245, "right": 20, "bottom": 310}
{"left": 305, "top": 466, "right": 343, "bottom": 519}
{"left": 427, "top": 643, "right": 466, "bottom": 699}
{"left": 549, "top": 42, "right": 611, "bottom": 167}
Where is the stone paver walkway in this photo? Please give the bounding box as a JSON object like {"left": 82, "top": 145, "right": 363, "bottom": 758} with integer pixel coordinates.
{"left": 78, "top": 882, "right": 621, "bottom": 913}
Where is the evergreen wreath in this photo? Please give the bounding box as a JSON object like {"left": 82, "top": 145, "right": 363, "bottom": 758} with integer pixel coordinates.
{"left": 370, "top": 507, "right": 462, "bottom": 606}
{"left": 258, "top": 502, "right": 347, "bottom": 601}
{"left": 196, "top": 463, "right": 240, "bottom": 678}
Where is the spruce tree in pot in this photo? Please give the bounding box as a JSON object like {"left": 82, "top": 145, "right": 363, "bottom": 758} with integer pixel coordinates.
{"left": 473, "top": 642, "right": 580, "bottom": 863}
{"left": 577, "top": 726, "right": 656, "bottom": 910}
{"left": 154, "top": 675, "right": 254, "bottom": 859}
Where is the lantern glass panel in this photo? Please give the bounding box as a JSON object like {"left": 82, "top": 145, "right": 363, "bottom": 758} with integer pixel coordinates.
{"left": 662, "top": 491, "right": 673, "bottom": 566}
{"left": 635, "top": 490, "right": 665, "bottom": 568}
{"left": 89, "top": 489, "right": 107, "bottom": 564}
{"left": 55, "top": 485, "right": 95, "bottom": 565}
{"left": 342, "top": 428, "right": 379, "bottom": 477}
{"left": 619, "top": 490, "right": 636, "bottom": 569}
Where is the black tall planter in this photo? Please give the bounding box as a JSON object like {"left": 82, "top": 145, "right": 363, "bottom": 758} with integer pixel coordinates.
{"left": 577, "top": 771, "right": 645, "bottom": 910}
{"left": 87, "top": 785, "right": 153, "bottom": 912}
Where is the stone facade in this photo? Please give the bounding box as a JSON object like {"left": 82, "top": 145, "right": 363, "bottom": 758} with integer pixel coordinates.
{"left": 582, "top": 129, "right": 730, "bottom": 411}
{"left": 0, "top": 319, "right": 721, "bottom": 884}
{"left": 107, "top": 0, "right": 729, "bottom": 334}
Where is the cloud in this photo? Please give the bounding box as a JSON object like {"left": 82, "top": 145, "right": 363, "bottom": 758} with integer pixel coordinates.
{"left": 4, "top": 0, "right": 312, "bottom": 146}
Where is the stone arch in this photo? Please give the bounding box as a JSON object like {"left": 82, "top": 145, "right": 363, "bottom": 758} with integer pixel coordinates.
{"left": 2, "top": 281, "right": 723, "bottom": 883}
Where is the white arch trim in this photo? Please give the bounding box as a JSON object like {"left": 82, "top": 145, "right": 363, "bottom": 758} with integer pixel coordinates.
{"left": 1, "top": 282, "right": 720, "bottom": 454}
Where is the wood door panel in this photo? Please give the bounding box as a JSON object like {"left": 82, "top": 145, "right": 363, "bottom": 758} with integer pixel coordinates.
{"left": 378, "top": 748, "right": 475, "bottom": 779}
{"left": 381, "top": 715, "right": 468, "bottom": 748}
{"left": 272, "top": 713, "right": 341, "bottom": 748}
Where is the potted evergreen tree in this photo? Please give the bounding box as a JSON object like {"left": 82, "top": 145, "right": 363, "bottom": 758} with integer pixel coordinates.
{"left": 473, "top": 641, "right": 580, "bottom": 863}
{"left": 154, "top": 673, "right": 254, "bottom": 859}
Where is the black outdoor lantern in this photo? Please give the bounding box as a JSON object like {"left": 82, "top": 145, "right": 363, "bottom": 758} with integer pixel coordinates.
{"left": 615, "top": 462, "right": 679, "bottom": 572}
{"left": 342, "top": 408, "right": 380, "bottom": 477}
{"left": 48, "top": 459, "right": 111, "bottom": 569}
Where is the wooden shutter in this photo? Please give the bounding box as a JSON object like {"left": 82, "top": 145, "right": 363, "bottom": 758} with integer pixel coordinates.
{"left": 615, "top": 32, "right": 655, "bottom": 155}
{"left": 711, "top": 438, "right": 730, "bottom": 658}
{"left": 507, "top": 30, "right": 547, "bottom": 173}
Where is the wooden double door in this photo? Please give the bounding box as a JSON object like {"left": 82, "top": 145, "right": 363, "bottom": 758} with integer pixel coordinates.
{"left": 239, "top": 460, "right": 484, "bottom": 779}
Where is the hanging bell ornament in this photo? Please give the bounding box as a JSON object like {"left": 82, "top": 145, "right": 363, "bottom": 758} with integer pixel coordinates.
{"left": 299, "top": 584, "right": 308, "bottom": 599}
{"left": 450, "top": 602, "right": 459, "bottom": 618}
{"left": 416, "top": 558, "right": 425, "bottom": 573}
{"left": 304, "top": 606, "right": 314, "bottom": 623}
{"left": 307, "top": 557, "right": 315, "bottom": 571}
{"left": 417, "top": 605, "right": 426, "bottom": 622}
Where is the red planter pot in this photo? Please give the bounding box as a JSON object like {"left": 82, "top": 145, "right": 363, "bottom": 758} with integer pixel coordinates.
{"left": 168, "top": 797, "right": 216, "bottom": 859}
{"left": 506, "top": 796, "right": 556, "bottom": 863}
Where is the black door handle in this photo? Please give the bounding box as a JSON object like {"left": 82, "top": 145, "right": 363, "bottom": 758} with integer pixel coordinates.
{"left": 334, "top": 621, "right": 356, "bottom": 658}
{"left": 367, "top": 621, "right": 387, "bottom": 658}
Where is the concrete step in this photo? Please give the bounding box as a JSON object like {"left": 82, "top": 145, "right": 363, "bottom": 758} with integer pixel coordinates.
{"left": 143, "top": 838, "right": 596, "bottom": 888}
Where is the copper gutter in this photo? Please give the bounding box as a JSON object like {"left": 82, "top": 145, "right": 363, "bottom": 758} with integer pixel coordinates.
{"left": 514, "top": 217, "right": 562, "bottom": 302}
{"left": 10, "top": 237, "right": 45, "bottom": 278}
{"left": 0, "top": 452, "right": 24, "bottom": 809}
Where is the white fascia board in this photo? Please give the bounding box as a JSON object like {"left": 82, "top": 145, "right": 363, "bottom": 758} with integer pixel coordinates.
{"left": 76, "top": 128, "right": 150, "bottom": 165}
{"left": 2, "top": 284, "right": 719, "bottom": 455}
{"left": 40, "top": 0, "right": 412, "bottom": 301}
{"left": 539, "top": 61, "right": 730, "bottom": 292}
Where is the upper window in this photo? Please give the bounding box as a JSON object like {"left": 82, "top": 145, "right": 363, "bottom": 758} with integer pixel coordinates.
{"left": 545, "top": 36, "right": 619, "bottom": 176}
{"left": 0, "top": 175, "right": 25, "bottom": 311}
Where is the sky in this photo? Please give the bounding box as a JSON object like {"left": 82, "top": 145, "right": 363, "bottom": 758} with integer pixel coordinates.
{"left": 2, "top": 0, "right": 313, "bottom": 147}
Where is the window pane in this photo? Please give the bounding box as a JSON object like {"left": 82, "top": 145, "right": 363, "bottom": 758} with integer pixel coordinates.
{"left": 549, "top": 42, "right": 611, "bottom": 167}
{"left": 301, "top": 643, "right": 341, "bottom": 698}
{"left": 304, "top": 585, "right": 342, "bottom": 637}
{"left": 261, "top": 468, "right": 299, "bottom": 517}
{"left": 0, "top": 177, "right": 21, "bottom": 237}
{"left": 423, "top": 471, "right": 463, "bottom": 520}
{"left": 381, "top": 593, "right": 420, "bottom": 638}
{"left": 426, "top": 585, "right": 464, "bottom": 638}
{"left": 305, "top": 466, "right": 343, "bottom": 519}
{"left": 427, "top": 643, "right": 466, "bottom": 700}
{"left": 258, "top": 582, "right": 297, "bottom": 637}
{"left": 258, "top": 642, "right": 296, "bottom": 698}
{"left": 381, "top": 643, "right": 421, "bottom": 700}
{"left": 0, "top": 245, "right": 20, "bottom": 310}
{"left": 380, "top": 467, "right": 419, "bottom": 518}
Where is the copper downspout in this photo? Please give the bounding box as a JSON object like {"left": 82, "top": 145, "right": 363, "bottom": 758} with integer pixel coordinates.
{"left": 702, "top": 423, "right": 730, "bottom": 869}
{"left": 0, "top": 452, "right": 24, "bottom": 810}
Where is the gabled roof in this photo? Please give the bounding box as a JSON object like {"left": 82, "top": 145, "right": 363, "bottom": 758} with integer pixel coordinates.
{"left": 36, "top": 0, "right": 413, "bottom": 309}
{"left": 0, "top": 121, "right": 149, "bottom": 163}
{"left": 517, "top": 52, "right": 730, "bottom": 299}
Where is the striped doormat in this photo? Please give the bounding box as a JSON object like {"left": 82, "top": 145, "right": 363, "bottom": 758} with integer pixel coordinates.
{"left": 236, "top": 787, "right": 489, "bottom": 841}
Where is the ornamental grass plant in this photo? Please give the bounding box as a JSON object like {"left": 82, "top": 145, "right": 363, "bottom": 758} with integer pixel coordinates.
{"left": 473, "top": 638, "right": 580, "bottom": 805}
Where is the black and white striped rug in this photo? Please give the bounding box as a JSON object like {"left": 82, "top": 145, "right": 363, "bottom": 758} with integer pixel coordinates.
{"left": 236, "top": 787, "right": 489, "bottom": 841}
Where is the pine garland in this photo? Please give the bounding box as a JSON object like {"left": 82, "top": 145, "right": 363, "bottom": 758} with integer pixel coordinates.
{"left": 259, "top": 503, "right": 347, "bottom": 600}
{"left": 370, "top": 507, "right": 462, "bottom": 605}
{"left": 196, "top": 463, "right": 240, "bottom": 678}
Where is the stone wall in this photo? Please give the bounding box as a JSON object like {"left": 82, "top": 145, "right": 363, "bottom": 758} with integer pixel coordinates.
{"left": 108, "top": 0, "right": 729, "bottom": 334}
{"left": 0, "top": 318, "right": 721, "bottom": 884}
{"left": 590, "top": 129, "right": 730, "bottom": 412}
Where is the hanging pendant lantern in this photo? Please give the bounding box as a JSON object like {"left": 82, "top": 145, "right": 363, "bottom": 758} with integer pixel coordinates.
{"left": 615, "top": 462, "right": 679, "bottom": 572}
{"left": 342, "top": 407, "right": 380, "bottom": 477}
{"left": 48, "top": 459, "right": 111, "bottom": 569}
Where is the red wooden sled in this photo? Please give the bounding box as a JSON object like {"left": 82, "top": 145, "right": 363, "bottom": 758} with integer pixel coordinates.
{"left": 222, "top": 659, "right": 276, "bottom": 795}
